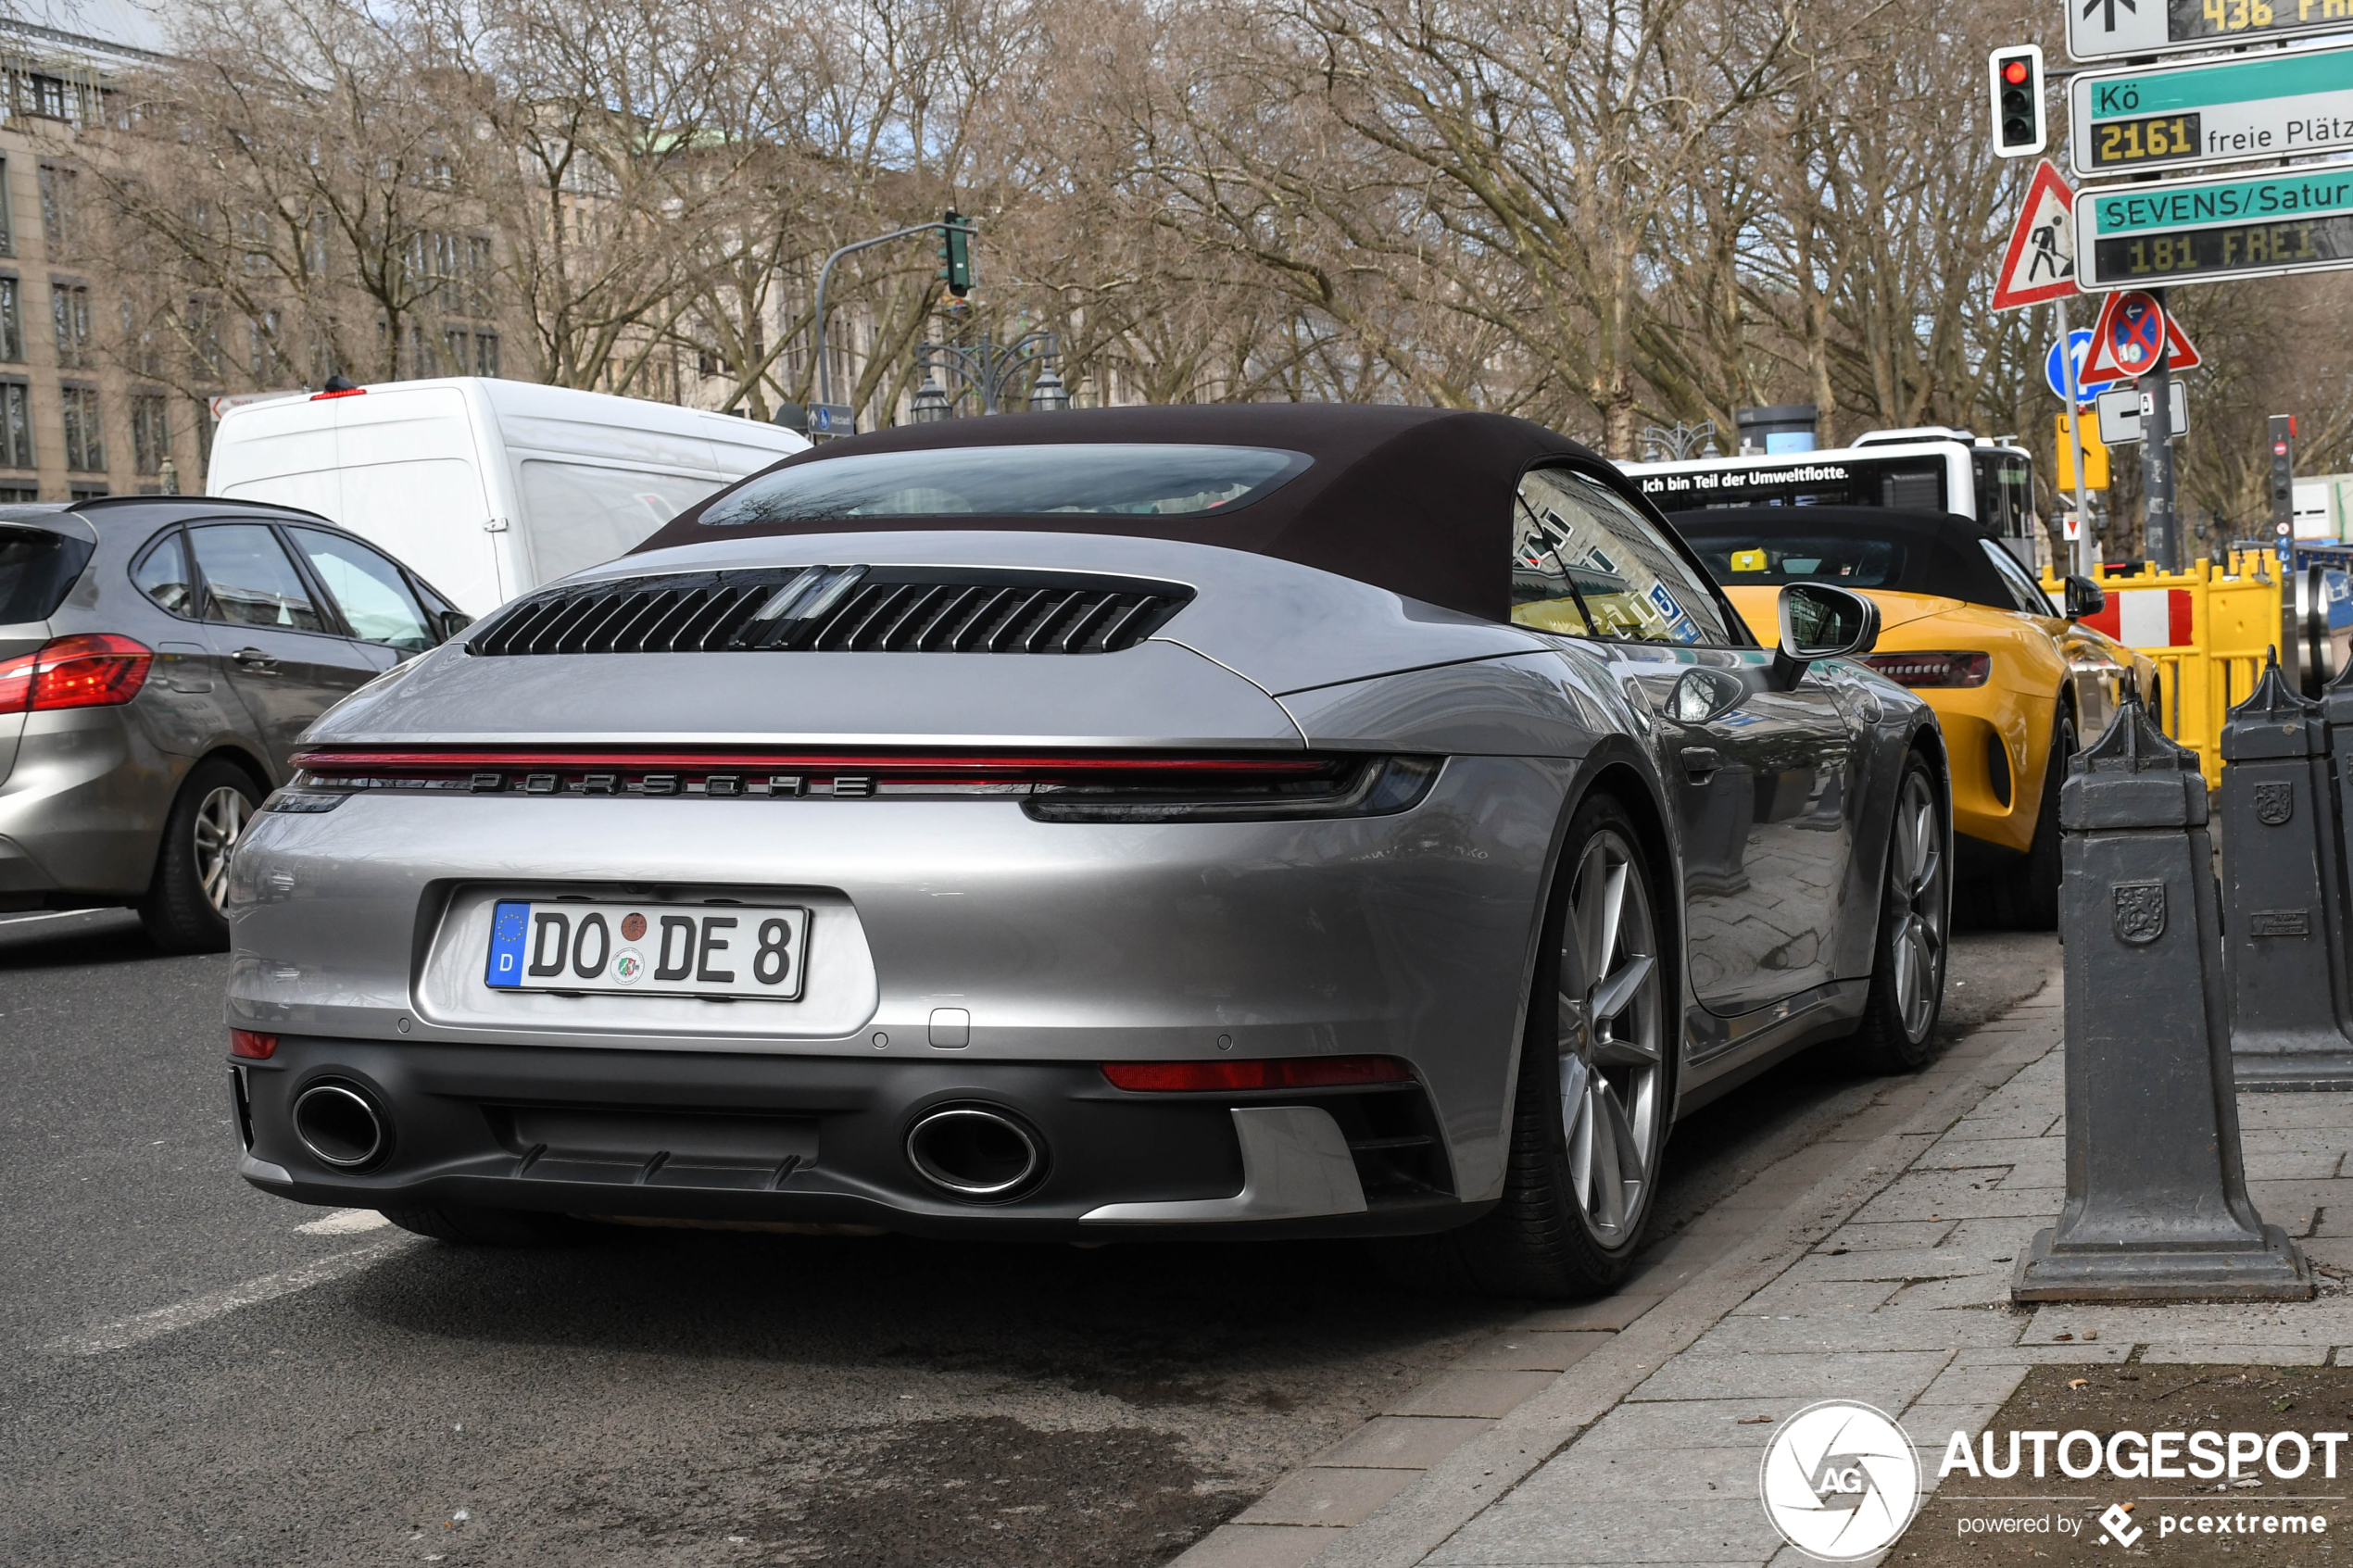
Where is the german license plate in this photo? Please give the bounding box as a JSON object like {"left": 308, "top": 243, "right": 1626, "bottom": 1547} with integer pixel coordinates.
{"left": 484, "top": 900, "right": 810, "bottom": 1001}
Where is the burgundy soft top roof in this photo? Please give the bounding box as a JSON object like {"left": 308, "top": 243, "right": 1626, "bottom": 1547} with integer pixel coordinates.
{"left": 630, "top": 403, "right": 1595, "bottom": 622}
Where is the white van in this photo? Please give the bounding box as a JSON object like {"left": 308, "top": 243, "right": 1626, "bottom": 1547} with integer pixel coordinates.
{"left": 207, "top": 377, "right": 811, "bottom": 615}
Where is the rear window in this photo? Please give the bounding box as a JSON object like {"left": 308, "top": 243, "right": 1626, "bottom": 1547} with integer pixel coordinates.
{"left": 0, "top": 527, "right": 94, "bottom": 623}
{"left": 698, "top": 444, "right": 1311, "bottom": 528}
{"left": 1688, "top": 535, "right": 1906, "bottom": 589}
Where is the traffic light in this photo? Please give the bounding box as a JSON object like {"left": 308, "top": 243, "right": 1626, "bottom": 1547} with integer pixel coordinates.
{"left": 1988, "top": 45, "right": 2046, "bottom": 158}
{"left": 2271, "top": 414, "right": 2298, "bottom": 535}
{"left": 938, "top": 210, "right": 973, "bottom": 298}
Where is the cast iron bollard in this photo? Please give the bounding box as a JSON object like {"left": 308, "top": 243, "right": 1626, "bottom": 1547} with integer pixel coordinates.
{"left": 2013, "top": 694, "right": 2312, "bottom": 1301}
{"left": 2225, "top": 655, "right": 2353, "bottom": 1089}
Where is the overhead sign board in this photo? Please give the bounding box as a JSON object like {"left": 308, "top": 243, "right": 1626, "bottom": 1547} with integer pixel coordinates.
{"left": 2074, "top": 166, "right": 2353, "bottom": 289}
{"left": 1994, "top": 160, "right": 2082, "bottom": 309}
{"left": 2068, "top": 0, "right": 2353, "bottom": 65}
{"left": 2095, "top": 381, "right": 2191, "bottom": 441}
{"left": 2070, "top": 44, "right": 2353, "bottom": 180}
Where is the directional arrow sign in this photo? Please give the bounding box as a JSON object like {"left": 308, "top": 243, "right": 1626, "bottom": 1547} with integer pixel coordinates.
{"left": 2075, "top": 165, "right": 2353, "bottom": 289}
{"left": 2068, "top": 0, "right": 2353, "bottom": 65}
{"left": 2071, "top": 44, "right": 2353, "bottom": 180}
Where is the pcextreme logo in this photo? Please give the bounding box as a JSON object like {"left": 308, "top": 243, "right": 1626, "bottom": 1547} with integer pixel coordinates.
{"left": 1758, "top": 1399, "right": 1922, "bottom": 1561}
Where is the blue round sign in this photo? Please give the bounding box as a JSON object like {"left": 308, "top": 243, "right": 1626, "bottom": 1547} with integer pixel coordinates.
{"left": 2046, "top": 331, "right": 2115, "bottom": 406}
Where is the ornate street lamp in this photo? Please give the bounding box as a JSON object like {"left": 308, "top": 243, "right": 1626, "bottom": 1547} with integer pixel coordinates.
{"left": 1026, "top": 367, "right": 1069, "bottom": 412}
{"left": 911, "top": 376, "right": 954, "bottom": 423}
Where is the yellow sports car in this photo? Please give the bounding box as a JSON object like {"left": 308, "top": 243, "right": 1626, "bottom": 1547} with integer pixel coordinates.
{"left": 1670, "top": 506, "right": 2156, "bottom": 929}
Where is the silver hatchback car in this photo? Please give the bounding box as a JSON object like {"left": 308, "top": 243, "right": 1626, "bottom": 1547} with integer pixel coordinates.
{"left": 0, "top": 496, "right": 469, "bottom": 950}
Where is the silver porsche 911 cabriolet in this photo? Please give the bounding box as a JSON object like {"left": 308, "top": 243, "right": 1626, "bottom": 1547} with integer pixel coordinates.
{"left": 224, "top": 404, "right": 1949, "bottom": 1297}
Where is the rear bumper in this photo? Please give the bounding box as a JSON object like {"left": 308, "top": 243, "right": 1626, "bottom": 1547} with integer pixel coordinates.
{"left": 233, "top": 1036, "right": 1484, "bottom": 1240}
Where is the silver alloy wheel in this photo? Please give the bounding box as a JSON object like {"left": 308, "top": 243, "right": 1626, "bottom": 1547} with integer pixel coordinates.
{"left": 1885, "top": 769, "right": 1946, "bottom": 1040}
{"left": 1557, "top": 827, "right": 1665, "bottom": 1245}
{"left": 194, "top": 784, "right": 249, "bottom": 913}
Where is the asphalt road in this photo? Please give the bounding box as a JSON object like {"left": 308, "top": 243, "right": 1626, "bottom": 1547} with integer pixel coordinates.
{"left": 0, "top": 909, "right": 2057, "bottom": 1567}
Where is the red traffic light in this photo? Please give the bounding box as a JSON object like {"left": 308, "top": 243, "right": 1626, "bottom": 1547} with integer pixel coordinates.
{"left": 2002, "top": 58, "right": 2030, "bottom": 84}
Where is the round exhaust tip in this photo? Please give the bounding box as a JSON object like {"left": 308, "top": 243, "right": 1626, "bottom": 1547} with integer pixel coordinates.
{"left": 291, "top": 1081, "right": 387, "bottom": 1171}
{"left": 905, "top": 1105, "right": 1044, "bottom": 1199}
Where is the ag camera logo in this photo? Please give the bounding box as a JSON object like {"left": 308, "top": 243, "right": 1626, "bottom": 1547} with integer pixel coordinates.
{"left": 1759, "top": 1399, "right": 1921, "bottom": 1560}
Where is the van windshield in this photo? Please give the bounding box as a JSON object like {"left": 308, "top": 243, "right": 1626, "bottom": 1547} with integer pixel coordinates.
{"left": 698, "top": 444, "right": 1311, "bottom": 527}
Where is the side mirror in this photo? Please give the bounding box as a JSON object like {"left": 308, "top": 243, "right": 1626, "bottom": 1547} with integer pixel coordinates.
{"left": 2062, "top": 574, "right": 2105, "bottom": 621}
{"left": 1774, "top": 583, "right": 1879, "bottom": 687}
{"left": 437, "top": 608, "right": 475, "bottom": 644}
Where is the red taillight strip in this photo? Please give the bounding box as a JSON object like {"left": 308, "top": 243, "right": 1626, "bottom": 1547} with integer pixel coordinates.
{"left": 229, "top": 1029, "right": 278, "bottom": 1060}
{"left": 291, "top": 748, "right": 1329, "bottom": 775}
{"left": 1101, "top": 1056, "right": 1416, "bottom": 1092}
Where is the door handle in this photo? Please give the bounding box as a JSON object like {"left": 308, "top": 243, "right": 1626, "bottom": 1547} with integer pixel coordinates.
{"left": 231, "top": 647, "right": 279, "bottom": 672}
{"left": 1680, "top": 746, "right": 1725, "bottom": 782}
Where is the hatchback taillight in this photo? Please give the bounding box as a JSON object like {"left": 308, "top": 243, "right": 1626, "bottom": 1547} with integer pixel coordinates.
{"left": 229, "top": 1029, "right": 278, "bottom": 1060}
{"left": 0, "top": 633, "right": 154, "bottom": 714}
{"left": 1859, "top": 651, "right": 1991, "bottom": 688}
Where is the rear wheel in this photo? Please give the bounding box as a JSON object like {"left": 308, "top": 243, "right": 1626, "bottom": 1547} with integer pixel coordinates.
{"left": 1840, "top": 753, "right": 1951, "bottom": 1073}
{"left": 1449, "top": 795, "right": 1672, "bottom": 1298}
{"left": 138, "top": 759, "right": 260, "bottom": 955}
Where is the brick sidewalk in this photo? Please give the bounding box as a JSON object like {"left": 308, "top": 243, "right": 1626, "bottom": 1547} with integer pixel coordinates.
{"left": 1176, "top": 981, "right": 2353, "bottom": 1568}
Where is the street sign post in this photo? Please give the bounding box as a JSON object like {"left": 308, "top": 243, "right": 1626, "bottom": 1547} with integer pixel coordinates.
{"left": 2095, "top": 381, "right": 2191, "bottom": 442}
{"left": 1994, "top": 160, "right": 2083, "bottom": 309}
{"left": 2076, "top": 165, "right": 2353, "bottom": 289}
{"left": 2067, "top": 0, "right": 2353, "bottom": 65}
{"left": 807, "top": 403, "right": 856, "bottom": 438}
{"left": 2070, "top": 44, "right": 2353, "bottom": 181}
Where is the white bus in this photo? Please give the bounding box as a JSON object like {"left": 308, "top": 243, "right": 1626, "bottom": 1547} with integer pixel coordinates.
{"left": 1618, "top": 426, "right": 2042, "bottom": 570}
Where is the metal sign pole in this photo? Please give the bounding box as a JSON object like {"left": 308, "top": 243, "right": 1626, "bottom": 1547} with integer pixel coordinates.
{"left": 2060, "top": 297, "right": 2095, "bottom": 578}
{"left": 2141, "top": 287, "right": 2179, "bottom": 573}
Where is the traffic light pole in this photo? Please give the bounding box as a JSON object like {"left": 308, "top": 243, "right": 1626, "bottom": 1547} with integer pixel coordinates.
{"left": 2058, "top": 295, "right": 2095, "bottom": 579}
{"left": 2142, "top": 287, "right": 2180, "bottom": 575}
{"left": 812, "top": 218, "right": 979, "bottom": 425}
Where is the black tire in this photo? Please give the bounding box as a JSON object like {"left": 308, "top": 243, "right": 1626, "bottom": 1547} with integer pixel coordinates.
{"left": 138, "top": 758, "right": 262, "bottom": 955}
{"left": 379, "top": 1206, "right": 587, "bottom": 1246}
{"left": 1990, "top": 709, "right": 2074, "bottom": 932}
{"left": 1445, "top": 794, "right": 1675, "bottom": 1298}
{"left": 1840, "top": 751, "right": 1952, "bottom": 1074}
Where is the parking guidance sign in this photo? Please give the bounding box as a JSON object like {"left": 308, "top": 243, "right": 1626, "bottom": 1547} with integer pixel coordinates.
{"left": 2076, "top": 165, "right": 2353, "bottom": 288}
{"left": 2070, "top": 0, "right": 2353, "bottom": 64}
{"left": 2071, "top": 44, "right": 2353, "bottom": 178}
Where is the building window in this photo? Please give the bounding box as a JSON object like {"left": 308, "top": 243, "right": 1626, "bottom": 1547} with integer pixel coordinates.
{"left": 37, "top": 162, "right": 77, "bottom": 258}
{"left": 69, "top": 483, "right": 107, "bottom": 500}
{"left": 132, "top": 393, "right": 169, "bottom": 476}
{"left": 0, "top": 378, "right": 30, "bottom": 469}
{"left": 51, "top": 280, "right": 89, "bottom": 368}
{"left": 443, "top": 325, "right": 470, "bottom": 376}
{"left": 60, "top": 383, "right": 102, "bottom": 471}
{"left": 0, "top": 483, "right": 33, "bottom": 504}
{"left": 249, "top": 311, "right": 283, "bottom": 382}
{"left": 185, "top": 296, "right": 223, "bottom": 380}
{"left": 475, "top": 332, "right": 498, "bottom": 379}
{"left": 0, "top": 157, "right": 15, "bottom": 257}
{"left": 0, "top": 277, "right": 19, "bottom": 362}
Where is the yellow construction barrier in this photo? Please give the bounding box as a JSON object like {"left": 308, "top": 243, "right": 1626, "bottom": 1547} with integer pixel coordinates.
{"left": 2041, "top": 551, "right": 2284, "bottom": 784}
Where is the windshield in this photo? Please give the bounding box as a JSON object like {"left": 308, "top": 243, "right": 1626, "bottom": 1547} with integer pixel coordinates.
{"left": 699, "top": 444, "right": 1311, "bottom": 527}
{"left": 1684, "top": 533, "right": 1907, "bottom": 589}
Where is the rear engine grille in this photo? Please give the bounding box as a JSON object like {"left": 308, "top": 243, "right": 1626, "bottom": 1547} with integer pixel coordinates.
{"left": 468, "top": 566, "right": 1192, "bottom": 657}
